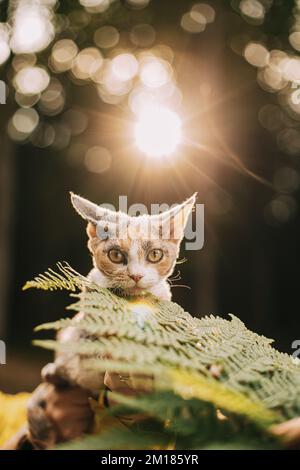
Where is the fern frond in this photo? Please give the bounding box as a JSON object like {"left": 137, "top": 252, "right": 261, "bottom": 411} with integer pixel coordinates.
{"left": 167, "top": 369, "right": 277, "bottom": 427}
{"left": 23, "top": 262, "right": 90, "bottom": 292}
{"left": 28, "top": 263, "right": 300, "bottom": 449}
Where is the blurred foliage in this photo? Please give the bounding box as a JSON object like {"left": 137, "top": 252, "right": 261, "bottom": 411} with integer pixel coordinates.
{"left": 0, "top": 391, "right": 29, "bottom": 446}
{"left": 1, "top": 0, "right": 300, "bottom": 163}
{"left": 1, "top": 1, "right": 300, "bottom": 235}
{"left": 58, "top": 389, "right": 280, "bottom": 450}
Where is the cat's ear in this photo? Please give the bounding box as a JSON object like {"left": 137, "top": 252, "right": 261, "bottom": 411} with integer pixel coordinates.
{"left": 70, "top": 193, "right": 117, "bottom": 225}
{"left": 160, "top": 193, "right": 197, "bottom": 242}
{"left": 71, "top": 193, "right": 99, "bottom": 225}
{"left": 71, "top": 193, "right": 125, "bottom": 243}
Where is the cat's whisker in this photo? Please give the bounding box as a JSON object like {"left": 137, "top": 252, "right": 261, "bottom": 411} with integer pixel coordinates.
{"left": 168, "top": 270, "right": 182, "bottom": 285}
{"left": 170, "top": 284, "right": 191, "bottom": 290}
{"left": 176, "top": 258, "right": 187, "bottom": 265}
{"left": 169, "top": 270, "right": 181, "bottom": 279}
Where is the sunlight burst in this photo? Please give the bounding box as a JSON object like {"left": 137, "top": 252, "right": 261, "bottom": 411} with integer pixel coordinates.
{"left": 134, "top": 105, "right": 182, "bottom": 158}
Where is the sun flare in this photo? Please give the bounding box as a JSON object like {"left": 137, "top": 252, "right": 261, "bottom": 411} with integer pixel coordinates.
{"left": 134, "top": 105, "right": 182, "bottom": 158}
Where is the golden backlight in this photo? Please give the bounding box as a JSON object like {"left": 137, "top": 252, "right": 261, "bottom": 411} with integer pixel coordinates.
{"left": 134, "top": 104, "right": 182, "bottom": 158}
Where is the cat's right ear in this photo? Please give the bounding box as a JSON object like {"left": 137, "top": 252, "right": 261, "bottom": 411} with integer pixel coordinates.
{"left": 70, "top": 192, "right": 119, "bottom": 244}
{"left": 70, "top": 193, "right": 99, "bottom": 225}
{"left": 71, "top": 192, "right": 118, "bottom": 221}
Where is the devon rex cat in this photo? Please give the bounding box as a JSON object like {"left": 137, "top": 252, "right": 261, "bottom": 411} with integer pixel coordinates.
{"left": 42, "top": 192, "right": 197, "bottom": 394}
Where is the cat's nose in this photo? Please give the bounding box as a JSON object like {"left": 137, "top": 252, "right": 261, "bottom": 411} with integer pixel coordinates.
{"left": 129, "top": 274, "right": 143, "bottom": 284}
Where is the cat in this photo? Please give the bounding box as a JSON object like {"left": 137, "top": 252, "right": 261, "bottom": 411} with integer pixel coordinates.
{"left": 42, "top": 192, "right": 196, "bottom": 394}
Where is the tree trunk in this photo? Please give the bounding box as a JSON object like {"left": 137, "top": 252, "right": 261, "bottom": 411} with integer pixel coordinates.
{"left": 0, "top": 131, "right": 15, "bottom": 339}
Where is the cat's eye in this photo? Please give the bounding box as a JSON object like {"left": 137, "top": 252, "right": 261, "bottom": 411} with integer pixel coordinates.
{"left": 108, "top": 249, "right": 126, "bottom": 264}
{"left": 147, "top": 248, "right": 164, "bottom": 263}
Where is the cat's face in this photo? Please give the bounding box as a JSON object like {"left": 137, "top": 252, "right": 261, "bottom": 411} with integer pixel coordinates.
{"left": 71, "top": 193, "right": 196, "bottom": 295}
{"left": 87, "top": 223, "right": 179, "bottom": 294}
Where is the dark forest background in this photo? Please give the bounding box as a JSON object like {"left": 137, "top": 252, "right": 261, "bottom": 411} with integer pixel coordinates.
{"left": 1, "top": 0, "right": 300, "bottom": 393}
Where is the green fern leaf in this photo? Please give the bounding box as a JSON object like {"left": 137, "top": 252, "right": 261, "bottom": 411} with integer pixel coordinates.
{"left": 27, "top": 263, "right": 300, "bottom": 447}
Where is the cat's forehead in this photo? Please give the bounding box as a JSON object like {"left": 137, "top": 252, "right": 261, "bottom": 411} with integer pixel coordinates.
{"left": 105, "top": 236, "right": 169, "bottom": 254}
{"left": 127, "top": 214, "right": 160, "bottom": 230}
{"left": 98, "top": 213, "right": 161, "bottom": 239}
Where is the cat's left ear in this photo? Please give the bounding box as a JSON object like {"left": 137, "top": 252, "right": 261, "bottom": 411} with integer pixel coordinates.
{"left": 160, "top": 193, "right": 197, "bottom": 242}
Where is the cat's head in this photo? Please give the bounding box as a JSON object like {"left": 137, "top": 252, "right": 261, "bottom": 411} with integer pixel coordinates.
{"left": 71, "top": 192, "right": 196, "bottom": 295}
